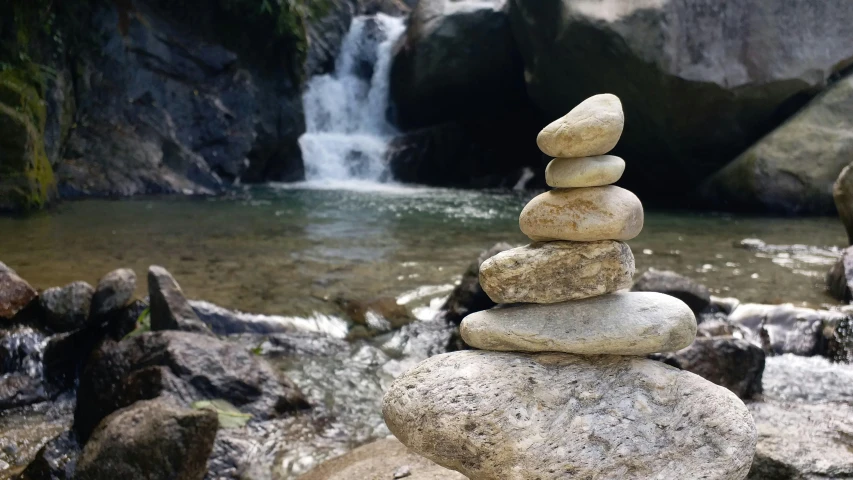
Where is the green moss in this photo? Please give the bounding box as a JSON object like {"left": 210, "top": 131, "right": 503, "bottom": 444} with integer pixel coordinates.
{"left": 0, "top": 65, "right": 46, "bottom": 130}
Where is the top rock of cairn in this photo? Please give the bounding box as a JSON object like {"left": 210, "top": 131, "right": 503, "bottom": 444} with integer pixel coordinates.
{"left": 383, "top": 94, "right": 757, "bottom": 480}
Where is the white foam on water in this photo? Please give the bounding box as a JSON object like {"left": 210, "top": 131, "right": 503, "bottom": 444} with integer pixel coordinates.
{"left": 299, "top": 13, "right": 406, "bottom": 185}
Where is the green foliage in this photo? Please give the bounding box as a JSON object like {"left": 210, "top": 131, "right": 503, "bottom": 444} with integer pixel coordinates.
{"left": 124, "top": 306, "right": 152, "bottom": 339}
{"left": 191, "top": 399, "right": 253, "bottom": 428}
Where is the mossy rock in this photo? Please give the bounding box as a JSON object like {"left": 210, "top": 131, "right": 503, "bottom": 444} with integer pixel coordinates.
{"left": 0, "top": 102, "right": 56, "bottom": 211}
{"left": 0, "top": 65, "right": 46, "bottom": 130}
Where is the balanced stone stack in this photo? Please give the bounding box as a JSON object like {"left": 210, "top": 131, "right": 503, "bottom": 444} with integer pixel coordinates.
{"left": 383, "top": 94, "right": 758, "bottom": 479}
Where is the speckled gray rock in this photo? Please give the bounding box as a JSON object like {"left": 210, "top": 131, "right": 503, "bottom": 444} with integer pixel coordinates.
{"left": 383, "top": 351, "right": 757, "bottom": 480}
{"left": 478, "top": 241, "right": 634, "bottom": 304}
{"left": 89, "top": 268, "right": 136, "bottom": 318}
{"left": 40, "top": 281, "right": 94, "bottom": 332}
{"left": 461, "top": 292, "right": 696, "bottom": 355}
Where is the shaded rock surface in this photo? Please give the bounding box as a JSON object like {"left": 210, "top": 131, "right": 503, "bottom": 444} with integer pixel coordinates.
{"left": 461, "top": 292, "right": 696, "bottom": 355}
{"left": 74, "top": 330, "right": 308, "bottom": 441}
{"left": 835, "top": 163, "right": 853, "bottom": 245}
{"left": 632, "top": 268, "right": 712, "bottom": 313}
{"left": 74, "top": 399, "right": 218, "bottom": 480}
{"left": 384, "top": 350, "right": 757, "bottom": 480}
{"left": 651, "top": 337, "right": 765, "bottom": 399}
{"left": 301, "top": 437, "right": 467, "bottom": 480}
{"left": 508, "top": 0, "right": 853, "bottom": 201}
{"left": 148, "top": 266, "right": 212, "bottom": 335}
{"left": 18, "top": 430, "right": 80, "bottom": 480}
{"left": 479, "top": 240, "right": 634, "bottom": 304}
{"left": 437, "top": 242, "right": 511, "bottom": 325}
{"left": 701, "top": 72, "right": 853, "bottom": 213}
{"left": 389, "top": 0, "right": 524, "bottom": 130}
{"left": 39, "top": 281, "right": 94, "bottom": 333}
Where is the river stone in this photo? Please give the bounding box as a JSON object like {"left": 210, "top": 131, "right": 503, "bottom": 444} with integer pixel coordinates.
{"left": 632, "top": 268, "right": 711, "bottom": 313}
{"left": 148, "top": 266, "right": 212, "bottom": 335}
{"left": 536, "top": 94, "right": 624, "bottom": 158}
{"left": 0, "top": 267, "right": 37, "bottom": 322}
{"left": 519, "top": 186, "right": 643, "bottom": 242}
{"left": 545, "top": 155, "right": 625, "bottom": 188}
{"left": 89, "top": 268, "right": 136, "bottom": 319}
{"left": 478, "top": 241, "right": 634, "bottom": 304}
{"left": 827, "top": 245, "right": 853, "bottom": 302}
{"left": 40, "top": 281, "right": 94, "bottom": 332}
{"left": 75, "top": 399, "right": 218, "bottom": 480}
{"left": 461, "top": 292, "right": 696, "bottom": 355}
{"left": 384, "top": 351, "right": 757, "bottom": 480}
{"left": 834, "top": 162, "right": 853, "bottom": 245}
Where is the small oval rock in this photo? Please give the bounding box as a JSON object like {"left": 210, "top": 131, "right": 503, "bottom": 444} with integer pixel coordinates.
{"left": 519, "top": 186, "right": 644, "bottom": 242}
{"left": 536, "top": 94, "right": 624, "bottom": 158}
{"left": 545, "top": 155, "right": 625, "bottom": 187}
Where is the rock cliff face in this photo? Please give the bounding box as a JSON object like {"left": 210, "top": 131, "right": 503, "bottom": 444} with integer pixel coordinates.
{"left": 506, "top": 0, "right": 853, "bottom": 198}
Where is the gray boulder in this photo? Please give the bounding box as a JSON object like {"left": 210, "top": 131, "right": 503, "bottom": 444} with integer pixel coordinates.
{"left": 651, "top": 337, "right": 765, "bottom": 399}
{"left": 508, "top": 0, "right": 853, "bottom": 196}
{"left": 701, "top": 72, "right": 853, "bottom": 213}
{"left": 827, "top": 245, "right": 853, "bottom": 302}
{"left": 632, "top": 268, "right": 711, "bottom": 314}
{"left": 384, "top": 350, "right": 757, "bottom": 480}
{"left": 18, "top": 430, "right": 80, "bottom": 480}
{"left": 148, "top": 266, "right": 212, "bottom": 335}
{"left": 89, "top": 269, "right": 136, "bottom": 320}
{"left": 74, "top": 331, "right": 308, "bottom": 440}
{"left": 39, "top": 281, "right": 94, "bottom": 332}
{"left": 74, "top": 399, "right": 218, "bottom": 480}
{"left": 390, "top": 0, "right": 524, "bottom": 129}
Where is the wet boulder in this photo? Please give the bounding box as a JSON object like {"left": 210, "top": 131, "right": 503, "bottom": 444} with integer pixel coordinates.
{"left": 390, "top": 0, "right": 524, "bottom": 129}
{"left": 74, "top": 331, "right": 308, "bottom": 440}
{"left": 651, "top": 337, "right": 765, "bottom": 399}
{"left": 148, "top": 266, "right": 213, "bottom": 335}
{"left": 827, "top": 245, "right": 853, "bottom": 302}
{"left": 631, "top": 268, "right": 711, "bottom": 314}
{"left": 0, "top": 262, "right": 38, "bottom": 323}
{"left": 74, "top": 399, "right": 218, "bottom": 480}
{"left": 437, "top": 242, "right": 512, "bottom": 325}
{"left": 39, "top": 281, "right": 94, "bottom": 332}
{"left": 702, "top": 72, "right": 853, "bottom": 213}
{"left": 508, "top": 0, "right": 853, "bottom": 199}
{"left": 88, "top": 269, "right": 136, "bottom": 321}
{"left": 18, "top": 430, "right": 80, "bottom": 480}
{"left": 730, "top": 303, "right": 845, "bottom": 357}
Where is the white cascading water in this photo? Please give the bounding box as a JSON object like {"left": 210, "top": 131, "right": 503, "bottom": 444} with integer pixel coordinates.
{"left": 298, "top": 14, "right": 406, "bottom": 184}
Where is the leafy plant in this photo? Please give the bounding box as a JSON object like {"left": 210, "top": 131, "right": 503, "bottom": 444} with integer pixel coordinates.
{"left": 123, "top": 306, "right": 151, "bottom": 339}
{"left": 192, "top": 399, "right": 253, "bottom": 428}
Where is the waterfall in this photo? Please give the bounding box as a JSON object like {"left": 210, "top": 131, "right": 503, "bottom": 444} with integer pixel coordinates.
{"left": 298, "top": 13, "right": 406, "bottom": 184}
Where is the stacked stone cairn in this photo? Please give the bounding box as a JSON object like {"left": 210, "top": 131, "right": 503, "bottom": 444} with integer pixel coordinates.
{"left": 383, "top": 94, "right": 758, "bottom": 479}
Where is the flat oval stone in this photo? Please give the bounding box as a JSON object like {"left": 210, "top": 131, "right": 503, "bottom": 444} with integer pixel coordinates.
{"left": 545, "top": 155, "right": 625, "bottom": 187}
{"left": 383, "top": 351, "right": 757, "bottom": 480}
{"left": 536, "top": 94, "right": 624, "bottom": 158}
{"left": 479, "top": 241, "right": 634, "bottom": 304}
{"left": 519, "top": 186, "right": 644, "bottom": 242}
{"left": 460, "top": 292, "right": 696, "bottom": 355}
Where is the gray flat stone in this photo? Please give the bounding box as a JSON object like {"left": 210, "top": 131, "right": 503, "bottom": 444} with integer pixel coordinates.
{"left": 461, "top": 292, "right": 696, "bottom": 355}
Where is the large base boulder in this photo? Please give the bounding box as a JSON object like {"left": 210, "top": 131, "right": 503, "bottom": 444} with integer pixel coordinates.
{"left": 74, "top": 399, "right": 218, "bottom": 480}
{"left": 384, "top": 350, "right": 757, "bottom": 480}
{"left": 701, "top": 72, "right": 853, "bottom": 213}
{"left": 508, "top": 0, "right": 853, "bottom": 200}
